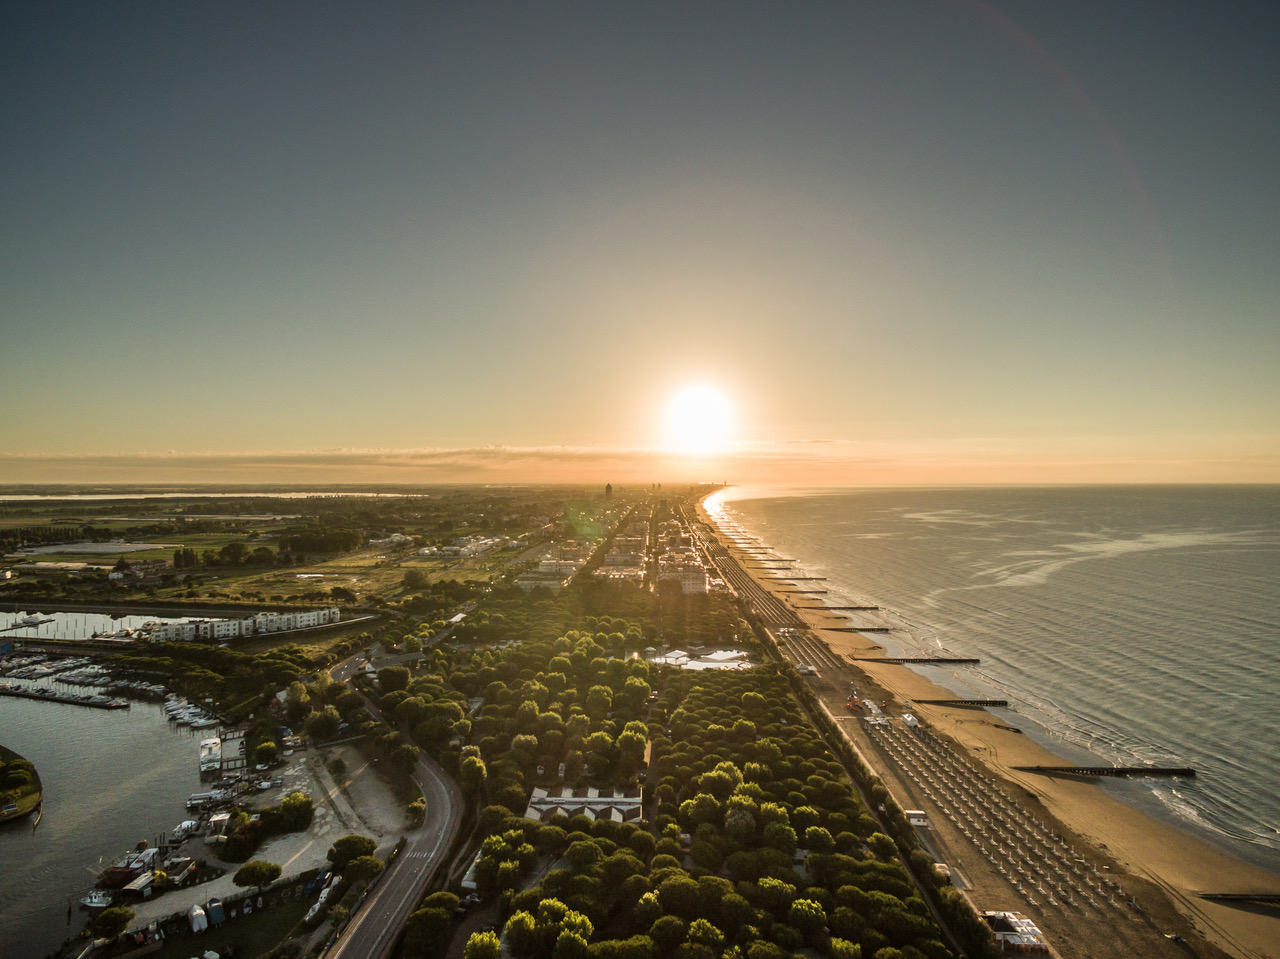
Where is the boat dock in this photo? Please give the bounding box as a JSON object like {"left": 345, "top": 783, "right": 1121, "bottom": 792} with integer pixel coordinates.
{"left": 831, "top": 626, "right": 894, "bottom": 633}
{"left": 1198, "top": 892, "right": 1280, "bottom": 904}
{"left": 914, "top": 698, "right": 1010, "bottom": 707}
{"left": 0, "top": 684, "right": 129, "bottom": 709}
{"left": 1012, "top": 765, "right": 1195, "bottom": 778}
{"left": 851, "top": 655, "right": 980, "bottom": 664}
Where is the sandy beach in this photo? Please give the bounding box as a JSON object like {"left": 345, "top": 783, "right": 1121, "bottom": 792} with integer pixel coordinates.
{"left": 696, "top": 499, "right": 1280, "bottom": 959}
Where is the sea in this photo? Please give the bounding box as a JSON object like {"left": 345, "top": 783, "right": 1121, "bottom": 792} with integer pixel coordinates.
{"left": 0, "top": 692, "right": 206, "bottom": 959}
{"left": 710, "top": 485, "right": 1280, "bottom": 874}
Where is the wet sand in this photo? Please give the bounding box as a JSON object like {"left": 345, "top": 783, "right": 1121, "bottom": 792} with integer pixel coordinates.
{"left": 698, "top": 501, "right": 1280, "bottom": 959}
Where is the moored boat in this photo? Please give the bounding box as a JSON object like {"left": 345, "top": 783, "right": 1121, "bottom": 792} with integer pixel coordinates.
{"left": 80, "top": 889, "right": 113, "bottom": 909}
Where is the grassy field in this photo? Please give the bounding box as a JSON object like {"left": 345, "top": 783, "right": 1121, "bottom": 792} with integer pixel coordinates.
{"left": 233, "top": 617, "right": 382, "bottom": 659}
{"left": 149, "top": 896, "right": 309, "bottom": 959}
{"left": 0, "top": 744, "right": 43, "bottom": 819}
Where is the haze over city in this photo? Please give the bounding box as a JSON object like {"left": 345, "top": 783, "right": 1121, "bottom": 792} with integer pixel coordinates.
{"left": 3, "top": 2, "right": 1278, "bottom": 485}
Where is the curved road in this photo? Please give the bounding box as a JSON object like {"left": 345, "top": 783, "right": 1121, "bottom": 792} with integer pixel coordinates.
{"left": 325, "top": 655, "right": 465, "bottom": 959}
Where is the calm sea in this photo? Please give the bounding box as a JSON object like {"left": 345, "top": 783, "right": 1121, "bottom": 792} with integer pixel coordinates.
{"left": 714, "top": 485, "right": 1280, "bottom": 873}
{"left": 0, "top": 692, "right": 205, "bottom": 959}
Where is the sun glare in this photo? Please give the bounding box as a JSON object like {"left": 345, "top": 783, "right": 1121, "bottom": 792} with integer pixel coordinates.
{"left": 663, "top": 385, "right": 734, "bottom": 455}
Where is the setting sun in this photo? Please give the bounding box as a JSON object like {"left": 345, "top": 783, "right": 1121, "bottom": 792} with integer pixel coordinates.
{"left": 662, "top": 384, "right": 734, "bottom": 455}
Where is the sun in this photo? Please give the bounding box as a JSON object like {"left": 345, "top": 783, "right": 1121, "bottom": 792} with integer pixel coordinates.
{"left": 662, "top": 385, "right": 734, "bottom": 455}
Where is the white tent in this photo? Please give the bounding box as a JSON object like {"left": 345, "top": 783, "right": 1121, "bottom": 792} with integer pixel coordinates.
{"left": 188, "top": 904, "right": 208, "bottom": 933}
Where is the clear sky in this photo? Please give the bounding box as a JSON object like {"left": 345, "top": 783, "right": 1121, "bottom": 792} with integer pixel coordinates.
{"left": 3, "top": 2, "right": 1277, "bottom": 485}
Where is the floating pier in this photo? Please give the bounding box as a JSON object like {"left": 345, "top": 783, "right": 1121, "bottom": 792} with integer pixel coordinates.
{"left": 1013, "top": 765, "right": 1195, "bottom": 778}
{"left": 914, "top": 698, "right": 1010, "bottom": 707}
{"left": 0, "top": 685, "right": 129, "bottom": 709}
{"left": 1198, "top": 892, "right": 1280, "bottom": 904}
{"left": 851, "top": 655, "right": 979, "bottom": 663}
{"left": 832, "top": 626, "right": 894, "bottom": 633}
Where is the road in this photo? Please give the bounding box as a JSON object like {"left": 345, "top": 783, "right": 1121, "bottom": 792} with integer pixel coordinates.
{"left": 324, "top": 655, "right": 465, "bottom": 959}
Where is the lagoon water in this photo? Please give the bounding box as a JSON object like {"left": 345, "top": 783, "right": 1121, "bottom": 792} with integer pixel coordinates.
{"left": 715, "top": 485, "right": 1280, "bottom": 872}
{"left": 0, "top": 691, "right": 205, "bottom": 959}
{"left": 0, "top": 609, "right": 226, "bottom": 643}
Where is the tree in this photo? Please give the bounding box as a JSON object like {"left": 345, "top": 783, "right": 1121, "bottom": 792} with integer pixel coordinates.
{"left": 804, "top": 825, "right": 835, "bottom": 853}
{"left": 460, "top": 755, "right": 487, "bottom": 798}
{"left": 280, "top": 790, "right": 314, "bottom": 830}
{"left": 91, "top": 905, "right": 135, "bottom": 939}
{"left": 306, "top": 704, "right": 342, "bottom": 741}
{"left": 649, "top": 916, "right": 687, "bottom": 951}
{"left": 788, "top": 898, "right": 827, "bottom": 938}
{"left": 466, "top": 931, "right": 502, "bottom": 959}
{"left": 405, "top": 907, "right": 453, "bottom": 954}
{"left": 565, "top": 839, "right": 604, "bottom": 870}
{"left": 220, "top": 541, "right": 249, "bottom": 566}
{"left": 343, "top": 854, "right": 385, "bottom": 882}
{"left": 391, "top": 742, "right": 421, "bottom": 773}
{"left": 379, "top": 666, "right": 410, "bottom": 693}
{"left": 233, "top": 860, "right": 282, "bottom": 890}
{"left": 687, "top": 919, "right": 725, "bottom": 949}
{"left": 830, "top": 940, "right": 861, "bottom": 959}
{"left": 867, "top": 832, "right": 897, "bottom": 861}
{"left": 256, "top": 741, "right": 279, "bottom": 766}
{"left": 328, "top": 834, "right": 378, "bottom": 868}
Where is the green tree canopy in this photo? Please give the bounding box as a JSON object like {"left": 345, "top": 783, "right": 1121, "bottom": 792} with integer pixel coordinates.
{"left": 343, "top": 854, "right": 385, "bottom": 882}
{"left": 465, "top": 931, "right": 502, "bottom": 959}
{"left": 378, "top": 665, "right": 410, "bottom": 693}
{"left": 233, "top": 860, "right": 282, "bottom": 890}
{"left": 306, "top": 704, "right": 342, "bottom": 741}
{"left": 327, "top": 834, "right": 378, "bottom": 868}
{"left": 91, "top": 905, "right": 135, "bottom": 940}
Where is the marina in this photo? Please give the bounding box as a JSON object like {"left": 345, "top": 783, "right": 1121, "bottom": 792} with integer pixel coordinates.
{"left": 0, "top": 685, "right": 209, "bottom": 959}
{"left": 0, "top": 683, "right": 129, "bottom": 709}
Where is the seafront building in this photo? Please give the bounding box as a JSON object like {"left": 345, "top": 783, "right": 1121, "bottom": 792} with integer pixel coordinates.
{"left": 146, "top": 607, "right": 341, "bottom": 642}
{"left": 522, "top": 785, "right": 644, "bottom": 823}
{"left": 515, "top": 555, "right": 585, "bottom": 592}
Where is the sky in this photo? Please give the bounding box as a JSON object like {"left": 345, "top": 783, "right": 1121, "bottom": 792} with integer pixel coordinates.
{"left": 2, "top": 1, "right": 1278, "bottom": 485}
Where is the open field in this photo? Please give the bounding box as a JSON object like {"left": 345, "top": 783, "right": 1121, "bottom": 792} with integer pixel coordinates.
{"left": 148, "top": 897, "right": 308, "bottom": 959}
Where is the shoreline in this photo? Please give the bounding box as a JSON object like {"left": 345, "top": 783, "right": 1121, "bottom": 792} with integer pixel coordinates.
{"left": 0, "top": 744, "right": 42, "bottom": 824}
{"left": 696, "top": 493, "right": 1280, "bottom": 959}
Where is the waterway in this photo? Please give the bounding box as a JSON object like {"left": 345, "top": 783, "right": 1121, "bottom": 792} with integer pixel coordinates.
{"left": 0, "top": 689, "right": 206, "bottom": 959}
{"left": 0, "top": 609, "right": 227, "bottom": 643}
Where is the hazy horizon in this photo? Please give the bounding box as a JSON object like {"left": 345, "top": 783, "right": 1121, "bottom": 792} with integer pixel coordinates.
{"left": 4, "top": 3, "right": 1277, "bottom": 485}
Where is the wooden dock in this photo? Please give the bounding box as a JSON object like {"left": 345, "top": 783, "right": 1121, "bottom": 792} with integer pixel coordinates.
{"left": 852, "top": 655, "right": 980, "bottom": 664}
{"left": 0, "top": 685, "right": 129, "bottom": 709}
{"left": 1013, "top": 765, "right": 1195, "bottom": 778}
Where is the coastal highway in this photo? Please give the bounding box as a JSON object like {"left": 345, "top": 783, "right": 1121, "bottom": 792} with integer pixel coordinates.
{"left": 326, "top": 751, "right": 462, "bottom": 959}
{"left": 325, "top": 654, "right": 465, "bottom": 959}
